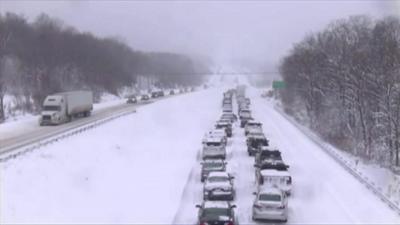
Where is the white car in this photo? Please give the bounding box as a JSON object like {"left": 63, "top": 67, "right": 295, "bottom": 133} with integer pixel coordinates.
{"left": 257, "top": 168, "right": 292, "bottom": 195}
{"left": 203, "top": 129, "right": 227, "bottom": 146}
{"left": 203, "top": 171, "right": 235, "bottom": 200}
{"left": 244, "top": 121, "right": 263, "bottom": 135}
{"left": 252, "top": 186, "right": 288, "bottom": 222}
{"left": 202, "top": 138, "right": 226, "bottom": 160}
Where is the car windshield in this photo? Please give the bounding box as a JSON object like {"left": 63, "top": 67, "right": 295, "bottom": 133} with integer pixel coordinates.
{"left": 241, "top": 112, "right": 251, "bottom": 117}
{"left": 260, "top": 163, "right": 288, "bottom": 171}
{"left": 204, "top": 162, "right": 223, "bottom": 168}
{"left": 43, "top": 105, "right": 60, "bottom": 111}
{"left": 250, "top": 139, "right": 266, "bottom": 147}
{"left": 208, "top": 176, "right": 229, "bottom": 182}
{"left": 202, "top": 208, "right": 230, "bottom": 221}
{"left": 259, "top": 193, "right": 281, "bottom": 202}
{"left": 206, "top": 142, "right": 222, "bottom": 147}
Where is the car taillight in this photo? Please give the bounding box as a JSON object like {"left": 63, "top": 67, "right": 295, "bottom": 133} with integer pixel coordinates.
{"left": 278, "top": 205, "right": 286, "bottom": 209}
{"left": 254, "top": 204, "right": 262, "bottom": 209}
{"left": 200, "top": 222, "right": 208, "bottom": 225}
{"left": 225, "top": 221, "right": 234, "bottom": 225}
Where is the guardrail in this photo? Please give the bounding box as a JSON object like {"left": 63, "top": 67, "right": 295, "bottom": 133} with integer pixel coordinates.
{"left": 0, "top": 107, "right": 137, "bottom": 163}
{"left": 274, "top": 105, "right": 400, "bottom": 215}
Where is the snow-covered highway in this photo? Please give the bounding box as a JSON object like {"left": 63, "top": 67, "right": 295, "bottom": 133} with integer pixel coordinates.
{"left": 0, "top": 95, "right": 178, "bottom": 158}
{"left": 174, "top": 87, "right": 400, "bottom": 224}
{"left": 1, "top": 85, "right": 399, "bottom": 224}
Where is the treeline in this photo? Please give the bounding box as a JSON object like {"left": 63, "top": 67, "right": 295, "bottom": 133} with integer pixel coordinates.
{"left": 0, "top": 13, "right": 209, "bottom": 121}
{"left": 280, "top": 15, "right": 400, "bottom": 168}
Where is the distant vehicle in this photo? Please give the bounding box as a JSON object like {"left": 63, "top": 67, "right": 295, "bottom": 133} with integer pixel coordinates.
{"left": 223, "top": 98, "right": 232, "bottom": 105}
{"left": 203, "top": 129, "right": 227, "bottom": 146}
{"left": 240, "top": 117, "right": 253, "bottom": 128}
{"left": 202, "top": 138, "right": 226, "bottom": 160}
{"left": 246, "top": 126, "right": 263, "bottom": 136}
{"left": 239, "top": 109, "right": 252, "bottom": 119}
{"left": 245, "top": 121, "right": 263, "bottom": 135}
{"left": 201, "top": 159, "right": 227, "bottom": 182}
{"left": 255, "top": 147, "right": 282, "bottom": 166}
{"left": 203, "top": 171, "right": 235, "bottom": 200}
{"left": 151, "top": 90, "right": 164, "bottom": 98}
{"left": 255, "top": 161, "right": 292, "bottom": 195}
{"left": 221, "top": 113, "right": 237, "bottom": 123}
{"left": 261, "top": 90, "right": 273, "bottom": 98}
{"left": 252, "top": 186, "right": 288, "bottom": 222}
{"left": 169, "top": 90, "right": 175, "bottom": 95}
{"left": 196, "top": 201, "right": 237, "bottom": 225}
{"left": 215, "top": 121, "right": 232, "bottom": 137}
{"left": 39, "top": 91, "right": 93, "bottom": 126}
{"left": 223, "top": 107, "right": 233, "bottom": 114}
{"left": 239, "top": 109, "right": 252, "bottom": 128}
{"left": 140, "top": 94, "right": 150, "bottom": 101}
{"left": 247, "top": 133, "right": 269, "bottom": 156}
{"left": 126, "top": 96, "right": 137, "bottom": 104}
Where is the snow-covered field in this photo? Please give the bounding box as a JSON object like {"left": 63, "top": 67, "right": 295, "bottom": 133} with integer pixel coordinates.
{"left": 0, "top": 88, "right": 222, "bottom": 223}
{"left": 1, "top": 81, "right": 400, "bottom": 224}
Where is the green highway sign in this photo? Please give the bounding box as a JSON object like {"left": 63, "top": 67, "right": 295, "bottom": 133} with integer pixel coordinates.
{"left": 272, "top": 80, "right": 286, "bottom": 89}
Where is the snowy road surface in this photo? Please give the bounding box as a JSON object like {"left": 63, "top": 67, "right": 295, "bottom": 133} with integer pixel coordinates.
{"left": 1, "top": 85, "right": 399, "bottom": 224}
{"left": 173, "top": 87, "right": 400, "bottom": 224}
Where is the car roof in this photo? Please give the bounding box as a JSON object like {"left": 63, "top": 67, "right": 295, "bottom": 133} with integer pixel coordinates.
{"left": 204, "top": 137, "right": 223, "bottom": 143}
{"left": 208, "top": 171, "right": 229, "bottom": 177}
{"left": 260, "top": 146, "right": 279, "bottom": 151}
{"left": 203, "top": 159, "right": 225, "bottom": 163}
{"left": 260, "top": 169, "right": 291, "bottom": 177}
{"left": 204, "top": 201, "right": 230, "bottom": 208}
{"left": 248, "top": 133, "right": 266, "bottom": 138}
{"left": 247, "top": 121, "right": 261, "bottom": 125}
{"left": 216, "top": 121, "right": 230, "bottom": 125}
{"left": 258, "top": 186, "right": 283, "bottom": 195}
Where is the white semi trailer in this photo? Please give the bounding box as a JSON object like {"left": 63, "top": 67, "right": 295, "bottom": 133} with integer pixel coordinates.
{"left": 39, "top": 91, "right": 93, "bottom": 126}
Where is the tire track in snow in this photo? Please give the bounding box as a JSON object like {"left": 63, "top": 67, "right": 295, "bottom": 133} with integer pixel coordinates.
{"left": 249, "top": 88, "right": 399, "bottom": 223}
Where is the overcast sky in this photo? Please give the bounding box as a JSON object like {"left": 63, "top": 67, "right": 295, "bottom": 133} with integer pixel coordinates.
{"left": 0, "top": 0, "right": 398, "bottom": 67}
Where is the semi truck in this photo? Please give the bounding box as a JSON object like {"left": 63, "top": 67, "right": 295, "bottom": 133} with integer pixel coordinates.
{"left": 39, "top": 91, "right": 93, "bottom": 126}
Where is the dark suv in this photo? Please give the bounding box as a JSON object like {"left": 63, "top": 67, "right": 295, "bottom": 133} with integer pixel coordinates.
{"left": 255, "top": 147, "right": 282, "bottom": 166}
{"left": 247, "top": 133, "right": 269, "bottom": 156}
{"left": 196, "top": 201, "right": 237, "bottom": 225}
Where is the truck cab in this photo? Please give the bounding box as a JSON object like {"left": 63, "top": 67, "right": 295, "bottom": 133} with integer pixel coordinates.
{"left": 40, "top": 95, "right": 67, "bottom": 125}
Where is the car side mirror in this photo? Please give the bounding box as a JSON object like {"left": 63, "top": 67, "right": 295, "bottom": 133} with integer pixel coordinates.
{"left": 195, "top": 204, "right": 201, "bottom": 208}
{"left": 231, "top": 205, "right": 237, "bottom": 209}
{"left": 252, "top": 192, "right": 257, "bottom": 195}
{"left": 254, "top": 164, "right": 259, "bottom": 168}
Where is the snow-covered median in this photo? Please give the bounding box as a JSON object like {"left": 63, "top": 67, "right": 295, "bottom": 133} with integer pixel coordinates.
{"left": 0, "top": 88, "right": 222, "bottom": 223}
